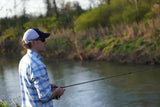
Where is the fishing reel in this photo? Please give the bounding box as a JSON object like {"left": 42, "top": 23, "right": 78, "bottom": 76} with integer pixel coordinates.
{"left": 53, "top": 96, "right": 60, "bottom": 100}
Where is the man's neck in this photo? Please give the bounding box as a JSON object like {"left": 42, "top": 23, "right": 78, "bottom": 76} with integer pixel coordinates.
{"left": 30, "top": 48, "right": 40, "bottom": 55}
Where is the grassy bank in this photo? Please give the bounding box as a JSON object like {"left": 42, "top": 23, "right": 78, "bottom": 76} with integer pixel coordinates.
{"left": 1, "top": 0, "right": 160, "bottom": 64}
{"left": 0, "top": 100, "right": 9, "bottom": 107}
{"left": 45, "top": 13, "right": 160, "bottom": 64}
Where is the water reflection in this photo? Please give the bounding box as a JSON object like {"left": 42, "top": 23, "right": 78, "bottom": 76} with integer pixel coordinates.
{"left": 0, "top": 57, "right": 160, "bottom": 107}
{"left": 0, "top": 56, "right": 21, "bottom": 105}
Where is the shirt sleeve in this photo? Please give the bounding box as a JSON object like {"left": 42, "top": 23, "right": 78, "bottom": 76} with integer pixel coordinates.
{"left": 31, "top": 64, "right": 52, "bottom": 103}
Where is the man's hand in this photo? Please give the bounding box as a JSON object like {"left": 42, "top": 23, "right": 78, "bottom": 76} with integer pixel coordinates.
{"left": 50, "top": 84, "right": 65, "bottom": 100}
{"left": 53, "top": 87, "right": 65, "bottom": 99}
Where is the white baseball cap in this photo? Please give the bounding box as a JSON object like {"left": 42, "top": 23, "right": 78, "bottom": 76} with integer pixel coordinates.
{"left": 23, "top": 28, "right": 50, "bottom": 43}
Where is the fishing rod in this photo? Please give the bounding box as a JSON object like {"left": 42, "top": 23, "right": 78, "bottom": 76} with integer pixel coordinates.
{"left": 61, "top": 67, "right": 158, "bottom": 88}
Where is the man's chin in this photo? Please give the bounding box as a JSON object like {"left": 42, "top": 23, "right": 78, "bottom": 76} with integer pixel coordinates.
{"left": 39, "top": 47, "right": 46, "bottom": 52}
{"left": 39, "top": 49, "right": 47, "bottom": 56}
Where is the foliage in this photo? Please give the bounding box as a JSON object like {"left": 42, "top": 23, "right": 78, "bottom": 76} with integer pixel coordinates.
{"left": 96, "top": 41, "right": 106, "bottom": 51}
{"left": 74, "top": 0, "right": 155, "bottom": 31}
{"left": 0, "top": 17, "right": 29, "bottom": 31}
{"left": 0, "top": 101, "right": 9, "bottom": 107}
{"left": 24, "top": 17, "right": 57, "bottom": 31}
{"left": 46, "top": 37, "right": 74, "bottom": 56}
{"left": 23, "top": 15, "right": 77, "bottom": 32}
{"left": 74, "top": 5, "right": 109, "bottom": 31}
{"left": 1, "top": 0, "right": 160, "bottom": 64}
{"left": 1, "top": 27, "right": 23, "bottom": 41}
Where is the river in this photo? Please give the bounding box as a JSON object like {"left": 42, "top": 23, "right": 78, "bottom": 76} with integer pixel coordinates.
{"left": 0, "top": 55, "right": 160, "bottom": 107}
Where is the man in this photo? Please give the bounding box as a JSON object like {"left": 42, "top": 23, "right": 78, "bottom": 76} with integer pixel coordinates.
{"left": 19, "top": 28, "right": 65, "bottom": 107}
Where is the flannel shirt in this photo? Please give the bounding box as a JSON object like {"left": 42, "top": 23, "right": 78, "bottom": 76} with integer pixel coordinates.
{"left": 19, "top": 50, "right": 53, "bottom": 107}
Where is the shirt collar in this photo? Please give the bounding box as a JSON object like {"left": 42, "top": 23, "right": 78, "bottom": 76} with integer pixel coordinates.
{"left": 27, "top": 49, "right": 42, "bottom": 60}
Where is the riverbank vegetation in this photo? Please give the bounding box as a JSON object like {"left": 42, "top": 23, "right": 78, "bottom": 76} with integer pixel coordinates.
{"left": 1, "top": 0, "right": 160, "bottom": 64}
{"left": 0, "top": 99, "right": 9, "bottom": 107}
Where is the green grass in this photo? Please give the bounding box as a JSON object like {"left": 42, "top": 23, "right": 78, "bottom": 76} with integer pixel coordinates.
{"left": 0, "top": 101, "right": 9, "bottom": 107}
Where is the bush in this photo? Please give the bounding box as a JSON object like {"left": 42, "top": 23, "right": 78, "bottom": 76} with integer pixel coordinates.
{"left": 74, "top": 4, "right": 109, "bottom": 31}
{"left": 75, "top": 0, "right": 153, "bottom": 31}
{"left": 23, "top": 17, "right": 57, "bottom": 31}
{"left": 24, "top": 16, "right": 74, "bottom": 32}
{"left": 96, "top": 41, "right": 106, "bottom": 51}
{"left": 1, "top": 27, "right": 23, "bottom": 41}
{"left": 0, "top": 101, "right": 9, "bottom": 107}
{"left": 46, "top": 38, "right": 73, "bottom": 55}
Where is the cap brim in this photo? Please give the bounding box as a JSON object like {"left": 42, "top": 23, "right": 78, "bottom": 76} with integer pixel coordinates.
{"left": 42, "top": 33, "right": 50, "bottom": 38}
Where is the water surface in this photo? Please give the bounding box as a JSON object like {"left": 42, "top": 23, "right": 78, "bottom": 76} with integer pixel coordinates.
{"left": 0, "top": 56, "right": 160, "bottom": 107}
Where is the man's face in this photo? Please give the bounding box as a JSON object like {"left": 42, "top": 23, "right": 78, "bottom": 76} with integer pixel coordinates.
{"left": 33, "top": 39, "right": 46, "bottom": 52}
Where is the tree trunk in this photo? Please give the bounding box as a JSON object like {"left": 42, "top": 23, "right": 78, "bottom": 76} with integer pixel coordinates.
{"left": 22, "top": 0, "right": 26, "bottom": 17}
{"left": 107, "top": 0, "right": 110, "bottom": 5}
{"left": 53, "top": 0, "right": 59, "bottom": 18}
{"left": 46, "top": 0, "right": 52, "bottom": 16}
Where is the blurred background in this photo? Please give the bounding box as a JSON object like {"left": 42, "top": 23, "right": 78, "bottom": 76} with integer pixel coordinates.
{"left": 1, "top": 0, "right": 160, "bottom": 106}
{"left": 0, "top": 0, "right": 160, "bottom": 64}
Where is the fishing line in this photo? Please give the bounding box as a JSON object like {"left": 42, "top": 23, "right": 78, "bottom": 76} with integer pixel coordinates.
{"left": 61, "top": 67, "right": 159, "bottom": 88}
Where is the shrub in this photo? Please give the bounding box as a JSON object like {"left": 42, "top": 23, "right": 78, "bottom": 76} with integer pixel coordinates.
{"left": 74, "top": 4, "right": 109, "bottom": 31}
{"left": 23, "top": 17, "right": 57, "bottom": 31}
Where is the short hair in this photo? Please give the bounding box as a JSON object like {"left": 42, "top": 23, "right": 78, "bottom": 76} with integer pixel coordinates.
{"left": 22, "top": 40, "right": 32, "bottom": 49}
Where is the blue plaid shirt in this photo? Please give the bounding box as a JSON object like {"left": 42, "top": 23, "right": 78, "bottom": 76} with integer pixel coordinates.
{"left": 19, "top": 50, "right": 53, "bottom": 107}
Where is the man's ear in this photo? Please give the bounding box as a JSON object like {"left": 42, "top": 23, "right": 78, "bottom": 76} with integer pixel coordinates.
{"left": 30, "top": 40, "right": 35, "bottom": 47}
